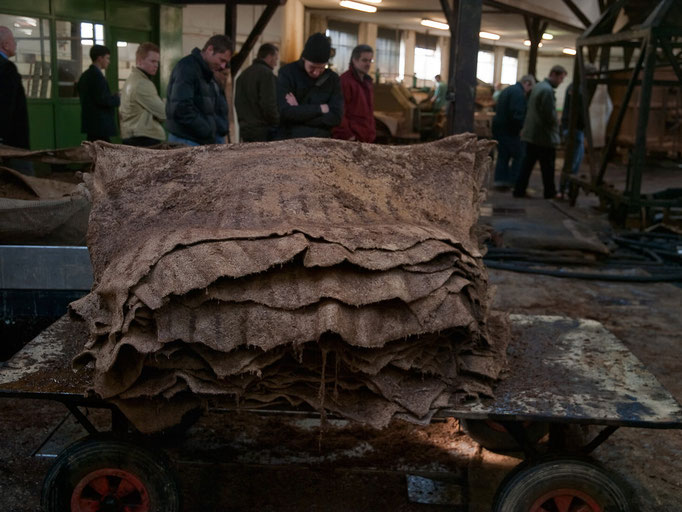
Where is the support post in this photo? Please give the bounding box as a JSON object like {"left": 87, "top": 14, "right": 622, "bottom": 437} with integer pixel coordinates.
{"left": 525, "top": 16, "right": 547, "bottom": 79}
{"left": 443, "top": 0, "right": 482, "bottom": 135}
{"left": 627, "top": 36, "right": 657, "bottom": 209}
{"left": 224, "top": 1, "right": 237, "bottom": 50}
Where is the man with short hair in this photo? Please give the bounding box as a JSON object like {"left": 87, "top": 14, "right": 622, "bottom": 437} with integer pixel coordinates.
{"left": 235, "top": 43, "right": 279, "bottom": 142}
{"left": 491, "top": 75, "right": 536, "bottom": 189}
{"left": 276, "top": 32, "right": 343, "bottom": 139}
{"left": 166, "top": 34, "right": 232, "bottom": 146}
{"left": 119, "top": 42, "right": 166, "bottom": 146}
{"left": 332, "top": 44, "right": 375, "bottom": 143}
{"left": 0, "top": 26, "right": 29, "bottom": 150}
{"left": 77, "top": 45, "right": 120, "bottom": 142}
{"left": 514, "top": 65, "right": 568, "bottom": 199}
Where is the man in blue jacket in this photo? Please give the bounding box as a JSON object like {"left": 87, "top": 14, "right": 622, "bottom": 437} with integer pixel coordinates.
{"left": 166, "top": 35, "right": 232, "bottom": 146}
{"left": 77, "top": 45, "right": 120, "bottom": 142}
{"left": 277, "top": 33, "right": 342, "bottom": 139}
{"left": 491, "top": 75, "right": 535, "bottom": 189}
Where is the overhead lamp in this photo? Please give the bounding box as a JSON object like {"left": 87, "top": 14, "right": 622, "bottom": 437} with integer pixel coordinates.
{"left": 542, "top": 33, "right": 554, "bottom": 40}
{"left": 421, "top": 19, "right": 449, "bottom": 31}
{"left": 563, "top": 48, "right": 577, "bottom": 55}
{"left": 523, "top": 40, "right": 544, "bottom": 47}
{"left": 339, "top": 0, "right": 377, "bottom": 12}
{"left": 479, "top": 31, "right": 501, "bottom": 40}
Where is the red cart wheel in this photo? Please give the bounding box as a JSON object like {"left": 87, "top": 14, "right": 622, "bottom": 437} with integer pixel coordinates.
{"left": 71, "top": 467, "right": 151, "bottom": 511}
{"left": 530, "top": 488, "right": 602, "bottom": 512}
{"left": 492, "top": 456, "right": 632, "bottom": 512}
{"left": 41, "top": 435, "right": 180, "bottom": 512}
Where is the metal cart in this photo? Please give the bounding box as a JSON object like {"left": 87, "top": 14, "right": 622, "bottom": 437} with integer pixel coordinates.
{"left": 2, "top": 313, "right": 681, "bottom": 511}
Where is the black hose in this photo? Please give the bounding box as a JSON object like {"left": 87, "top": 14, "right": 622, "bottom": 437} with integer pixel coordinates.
{"left": 484, "top": 260, "right": 682, "bottom": 282}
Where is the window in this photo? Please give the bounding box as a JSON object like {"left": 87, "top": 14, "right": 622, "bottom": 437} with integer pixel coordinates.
{"left": 117, "top": 41, "right": 138, "bottom": 90}
{"left": 376, "top": 27, "right": 399, "bottom": 81}
{"left": 0, "top": 14, "right": 51, "bottom": 99}
{"left": 500, "top": 48, "right": 518, "bottom": 85}
{"left": 56, "top": 20, "right": 104, "bottom": 97}
{"left": 476, "top": 50, "right": 494, "bottom": 84}
{"left": 414, "top": 33, "right": 440, "bottom": 81}
{"left": 326, "top": 20, "right": 358, "bottom": 73}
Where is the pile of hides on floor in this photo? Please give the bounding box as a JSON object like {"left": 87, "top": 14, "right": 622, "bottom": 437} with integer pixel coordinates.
{"left": 71, "top": 135, "right": 508, "bottom": 433}
{"left": 0, "top": 165, "right": 90, "bottom": 244}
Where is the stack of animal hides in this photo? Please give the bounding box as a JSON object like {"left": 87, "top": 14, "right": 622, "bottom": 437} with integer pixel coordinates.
{"left": 71, "top": 135, "right": 508, "bottom": 433}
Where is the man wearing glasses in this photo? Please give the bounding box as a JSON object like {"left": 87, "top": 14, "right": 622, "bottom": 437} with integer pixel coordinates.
{"left": 276, "top": 32, "right": 343, "bottom": 139}
{"left": 333, "top": 44, "right": 375, "bottom": 143}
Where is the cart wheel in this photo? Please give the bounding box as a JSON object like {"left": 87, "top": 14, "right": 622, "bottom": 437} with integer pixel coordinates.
{"left": 41, "top": 435, "right": 181, "bottom": 512}
{"left": 492, "top": 456, "right": 632, "bottom": 512}
{"left": 460, "top": 419, "right": 548, "bottom": 452}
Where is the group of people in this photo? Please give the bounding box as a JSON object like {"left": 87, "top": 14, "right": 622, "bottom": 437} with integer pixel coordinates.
{"left": 492, "top": 64, "right": 570, "bottom": 199}
{"left": 76, "top": 31, "right": 379, "bottom": 147}
{"left": 76, "top": 34, "right": 232, "bottom": 146}
{"left": 237, "top": 32, "right": 377, "bottom": 143}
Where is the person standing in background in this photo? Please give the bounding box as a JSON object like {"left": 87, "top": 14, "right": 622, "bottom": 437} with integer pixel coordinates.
{"left": 491, "top": 75, "right": 535, "bottom": 190}
{"left": 513, "top": 65, "right": 567, "bottom": 199}
{"left": 77, "top": 45, "right": 120, "bottom": 142}
{"left": 119, "top": 42, "right": 166, "bottom": 146}
{"left": 430, "top": 74, "right": 447, "bottom": 112}
{"left": 0, "top": 26, "right": 30, "bottom": 150}
{"left": 276, "top": 32, "right": 342, "bottom": 139}
{"left": 166, "top": 35, "right": 232, "bottom": 146}
{"left": 332, "top": 44, "right": 375, "bottom": 143}
{"left": 235, "top": 43, "right": 280, "bottom": 142}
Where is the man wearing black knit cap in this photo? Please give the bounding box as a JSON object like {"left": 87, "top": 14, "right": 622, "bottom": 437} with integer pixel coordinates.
{"left": 276, "top": 32, "right": 343, "bottom": 139}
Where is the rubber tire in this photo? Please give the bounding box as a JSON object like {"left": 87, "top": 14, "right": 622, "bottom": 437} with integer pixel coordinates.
{"left": 492, "top": 456, "right": 632, "bottom": 512}
{"left": 41, "top": 435, "right": 181, "bottom": 512}
{"left": 460, "top": 419, "right": 549, "bottom": 453}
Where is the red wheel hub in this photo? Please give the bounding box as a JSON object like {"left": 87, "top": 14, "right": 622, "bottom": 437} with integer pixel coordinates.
{"left": 70, "top": 468, "right": 151, "bottom": 512}
{"left": 530, "top": 489, "right": 603, "bottom": 512}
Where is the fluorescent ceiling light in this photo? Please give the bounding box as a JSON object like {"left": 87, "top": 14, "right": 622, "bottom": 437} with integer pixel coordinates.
{"left": 479, "top": 31, "right": 500, "bottom": 40}
{"left": 340, "top": 0, "right": 377, "bottom": 12}
{"left": 523, "top": 40, "right": 543, "bottom": 47}
{"left": 421, "top": 19, "right": 449, "bottom": 30}
{"left": 563, "top": 48, "right": 577, "bottom": 55}
{"left": 117, "top": 41, "right": 128, "bottom": 47}
{"left": 542, "top": 33, "right": 554, "bottom": 40}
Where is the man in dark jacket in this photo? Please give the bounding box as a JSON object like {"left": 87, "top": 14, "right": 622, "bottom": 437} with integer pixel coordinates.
{"left": 277, "top": 33, "right": 342, "bottom": 139}
{"left": 0, "top": 26, "right": 29, "bottom": 150}
{"left": 491, "top": 75, "right": 535, "bottom": 189}
{"left": 514, "top": 65, "right": 567, "bottom": 199}
{"left": 332, "top": 44, "right": 375, "bottom": 143}
{"left": 235, "top": 43, "right": 279, "bottom": 142}
{"left": 77, "top": 45, "right": 120, "bottom": 142}
{"left": 166, "top": 35, "right": 232, "bottom": 146}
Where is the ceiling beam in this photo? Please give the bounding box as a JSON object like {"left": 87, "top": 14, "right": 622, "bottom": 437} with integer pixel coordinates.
{"left": 482, "top": 0, "right": 584, "bottom": 32}
{"left": 561, "top": 0, "right": 591, "bottom": 28}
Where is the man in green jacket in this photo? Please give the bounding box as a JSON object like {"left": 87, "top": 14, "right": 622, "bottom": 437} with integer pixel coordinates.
{"left": 120, "top": 42, "right": 166, "bottom": 146}
{"left": 235, "top": 43, "right": 279, "bottom": 142}
{"left": 513, "top": 65, "right": 567, "bottom": 199}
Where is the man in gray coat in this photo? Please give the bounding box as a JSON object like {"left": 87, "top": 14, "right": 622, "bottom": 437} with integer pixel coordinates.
{"left": 235, "top": 43, "right": 279, "bottom": 142}
{"left": 513, "top": 65, "right": 567, "bottom": 199}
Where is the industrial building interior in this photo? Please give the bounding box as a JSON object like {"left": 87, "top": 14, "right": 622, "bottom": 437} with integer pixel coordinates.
{"left": 1, "top": 0, "right": 681, "bottom": 511}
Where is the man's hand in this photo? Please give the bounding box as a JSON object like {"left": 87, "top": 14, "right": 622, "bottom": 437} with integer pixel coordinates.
{"left": 285, "top": 93, "right": 298, "bottom": 106}
{"left": 320, "top": 104, "right": 329, "bottom": 114}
